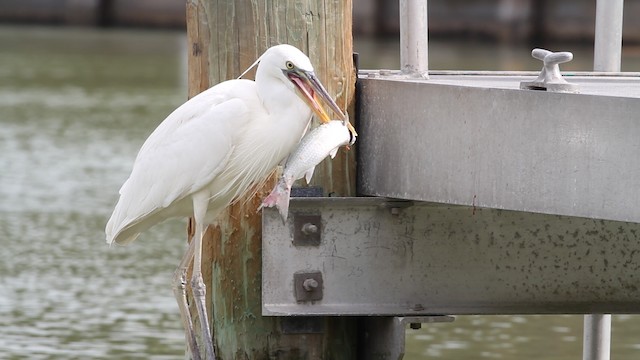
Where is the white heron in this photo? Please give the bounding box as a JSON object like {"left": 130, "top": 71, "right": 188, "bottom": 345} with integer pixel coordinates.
{"left": 105, "top": 44, "right": 353, "bottom": 360}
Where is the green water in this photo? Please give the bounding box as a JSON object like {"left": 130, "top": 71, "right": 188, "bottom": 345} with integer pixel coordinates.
{"left": 0, "top": 26, "right": 188, "bottom": 359}
{"left": 1, "top": 25, "right": 639, "bottom": 359}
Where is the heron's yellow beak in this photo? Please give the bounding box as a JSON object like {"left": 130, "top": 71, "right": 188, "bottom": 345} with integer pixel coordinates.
{"left": 288, "top": 70, "right": 345, "bottom": 124}
{"left": 287, "top": 68, "right": 358, "bottom": 142}
{"left": 311, "top": 93, "right": 332, "bottom": 123}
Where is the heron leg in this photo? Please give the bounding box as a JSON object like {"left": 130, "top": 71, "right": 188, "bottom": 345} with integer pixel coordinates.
{"left": 171, "top": 237, "right": 201, "bottom": 360}
{"left": 191, "top": 193, "right": 216, "bottom": 360}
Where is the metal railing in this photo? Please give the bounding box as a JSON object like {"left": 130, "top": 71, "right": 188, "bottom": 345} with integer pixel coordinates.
{"left": 400, "top": 0, "right": 626, "bottom": 76}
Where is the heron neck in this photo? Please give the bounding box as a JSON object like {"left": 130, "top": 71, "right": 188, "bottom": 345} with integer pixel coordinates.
{"left": 256, "top": 68, "right": 305, "bottom": 115}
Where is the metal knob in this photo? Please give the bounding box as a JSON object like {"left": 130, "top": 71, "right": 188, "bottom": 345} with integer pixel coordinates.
{"left": 521, "top": 48, "right": 579, "bottom": 93}
{"left": 532, "top": 48, "right": 573, "bottom": 65}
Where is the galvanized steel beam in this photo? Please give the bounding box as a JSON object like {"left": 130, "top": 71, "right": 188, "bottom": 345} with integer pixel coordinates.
{"left": 357, "top": 75, "right": 640, "bottom": 224}
{"left": 262, "top": 198, "right": 640, "bottom": 316}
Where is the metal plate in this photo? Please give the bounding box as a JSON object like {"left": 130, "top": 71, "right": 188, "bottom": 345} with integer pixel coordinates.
{"left": 357, "top": 75, "right": 640, "bottom": 224}
{"left": 262, "top": 197, "right": 640, "bottom": 316}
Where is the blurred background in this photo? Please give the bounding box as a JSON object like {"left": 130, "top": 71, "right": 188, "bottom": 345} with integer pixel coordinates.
{"left": 1, "top": 1, "right": 639, "bottom": 359}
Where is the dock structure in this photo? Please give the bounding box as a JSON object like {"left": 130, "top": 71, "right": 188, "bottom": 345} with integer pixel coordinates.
{"left": 181, "top": 0, "right": 640, "bottom": 359}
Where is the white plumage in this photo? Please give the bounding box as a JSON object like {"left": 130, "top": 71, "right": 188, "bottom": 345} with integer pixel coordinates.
{"left": 104, "top": 44, "right": 350, "bottom": 360}
{"left": 107, "top": 45, "right": 324, "bottom": 245}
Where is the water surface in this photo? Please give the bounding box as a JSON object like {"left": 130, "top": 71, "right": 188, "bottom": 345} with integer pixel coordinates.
{"left": 0, "top": 26, "right": 188, "bottom": 359}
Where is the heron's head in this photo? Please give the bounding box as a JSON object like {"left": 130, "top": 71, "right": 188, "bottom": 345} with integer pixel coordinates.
{"left": 257, "top": 44, "right": 346, "bottom": 124}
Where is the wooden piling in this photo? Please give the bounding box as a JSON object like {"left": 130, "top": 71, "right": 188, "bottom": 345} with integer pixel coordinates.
{"left": 186, "top": 0, "right": 357, "bottom": 358}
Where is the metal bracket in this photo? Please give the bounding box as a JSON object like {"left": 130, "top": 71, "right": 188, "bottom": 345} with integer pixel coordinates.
{"left": 520, "top": 48, "right": 579, "bottom": 93}
{"left": 294, "top": 271, "right": 323, "bottom": 302}
{"left": 293, "top": 214, "right": 321, "bottom": 246}
{"left": 362, "top": 315, "right": 455, "bottom": 360}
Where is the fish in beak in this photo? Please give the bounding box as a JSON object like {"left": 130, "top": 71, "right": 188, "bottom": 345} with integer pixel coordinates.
{"left": 285, "top": 68, "right": 358, "bottom": 141}
{"left": 286, "top": 69, "right": 343, "bottom": 123}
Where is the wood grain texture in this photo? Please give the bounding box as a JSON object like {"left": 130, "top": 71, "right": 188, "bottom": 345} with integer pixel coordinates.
{"left": 187, "top": 1, "right": 357, "bottom": 358}
{"left": 186, "top": 1, "right": 214, "bottom": 358}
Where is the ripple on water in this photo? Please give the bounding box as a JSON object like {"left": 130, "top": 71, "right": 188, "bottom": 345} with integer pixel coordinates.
{"left": 0, "top": 26, "right": 188, "bottom": 359}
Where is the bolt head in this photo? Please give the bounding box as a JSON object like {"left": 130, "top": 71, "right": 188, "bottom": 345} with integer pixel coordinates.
{"left": 302, "top": 278, "right": 319, "bottom": 291}
{"left": 301, "top": 223, "right": 318, "bottom": 235}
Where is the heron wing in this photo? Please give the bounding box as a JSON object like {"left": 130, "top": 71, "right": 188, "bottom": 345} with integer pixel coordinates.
{"left": 106, "top": 80, "right": 256, "bottom": 245}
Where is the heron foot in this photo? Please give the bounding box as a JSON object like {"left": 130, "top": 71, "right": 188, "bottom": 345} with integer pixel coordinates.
{"left": 191, "top": 273, "right": 216, "bottom": 360}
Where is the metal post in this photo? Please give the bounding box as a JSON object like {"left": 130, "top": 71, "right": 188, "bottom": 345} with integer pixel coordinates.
{"left": 400, "top": 0, "right": 428, "bottom": 78}
{"left": 583, "top": 314, "right": 611, "bottom": 360}
{"left": 594, "top": 0, "right": 624, "bottom": 71}
{"left": 587, "top": 3, "right": 622, "bottom": 357}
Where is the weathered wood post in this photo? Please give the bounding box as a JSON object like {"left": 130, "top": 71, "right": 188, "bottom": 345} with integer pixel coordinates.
{"left": 186, "top": 0, "right": 357, "bottom": 358}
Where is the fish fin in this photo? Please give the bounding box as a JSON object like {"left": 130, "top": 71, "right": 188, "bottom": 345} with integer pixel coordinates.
{"left": 304, "top": 167, "right": 316, "bottom": 184}
{"left": 277, "top": 195, "right": 290, "bottom": 224}
{"left": 259, "top": 179, "right": 292, "bottom": 224}
{"left": 329, "top": 147, "right": 340, "bottom": 159}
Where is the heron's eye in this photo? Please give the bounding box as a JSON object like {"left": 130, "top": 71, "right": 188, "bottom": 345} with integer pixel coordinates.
{"left": 285, "top": 61, "right": 294, "bottom": 70}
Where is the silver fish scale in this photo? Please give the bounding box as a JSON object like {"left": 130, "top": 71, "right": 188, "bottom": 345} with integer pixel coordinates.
{"left": 283, "top": 120, "right": 351, "bottom": 181}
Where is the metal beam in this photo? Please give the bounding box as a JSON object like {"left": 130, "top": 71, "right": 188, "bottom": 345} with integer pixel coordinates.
{"left": 357, "top": 75, "right": 640, "bottom": 224}
{"left": 262, "top": 198, "right": 640, "bottom": 316}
